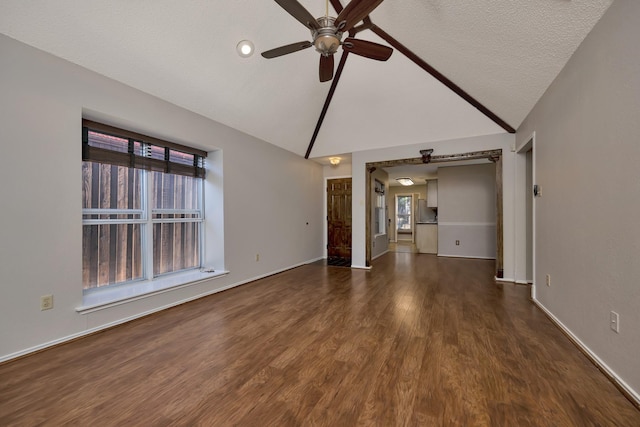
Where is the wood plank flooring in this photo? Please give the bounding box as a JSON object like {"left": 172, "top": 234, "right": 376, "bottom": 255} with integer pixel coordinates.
{"left": 389, "top": 241, "right": 418, "bottom": 253}
{"left": 1, "top": 253, "right": 639, "bottom": 426}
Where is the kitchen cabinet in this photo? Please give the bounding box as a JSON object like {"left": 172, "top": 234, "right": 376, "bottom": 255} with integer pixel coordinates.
{"left": 427, "top": 180, "right": 438, "bottom": 207}
{"left": 416, "top": 223, "right": 438, "bottom": 254}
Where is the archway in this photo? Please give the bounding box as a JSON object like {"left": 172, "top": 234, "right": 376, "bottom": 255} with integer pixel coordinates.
{"left": 365, "top": 149, "right": 504, "bottom": 278}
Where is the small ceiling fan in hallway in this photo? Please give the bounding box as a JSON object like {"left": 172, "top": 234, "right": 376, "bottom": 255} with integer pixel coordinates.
{"left": 261, "top": 0, "right": 393, "bottom": 82}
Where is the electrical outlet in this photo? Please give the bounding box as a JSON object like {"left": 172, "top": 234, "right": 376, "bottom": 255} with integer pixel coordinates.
{"left": 455, "top": 240, "right": 460, "bottom": 246}
{"left": 255, "top": 254, "right": 260, "bottom": 262}
{"left": 40, "top": 295, "right": 53, "bottom": 311}
{"left": 610, "top": 311, "right": 620, "bottom": 333}
{"left": 546, "top": 274, "right": 551, "bottom": 287}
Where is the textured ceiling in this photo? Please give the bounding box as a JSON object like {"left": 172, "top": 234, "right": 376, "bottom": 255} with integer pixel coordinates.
{"left": 0, "top": 0, "right": 613, "bottom": 161}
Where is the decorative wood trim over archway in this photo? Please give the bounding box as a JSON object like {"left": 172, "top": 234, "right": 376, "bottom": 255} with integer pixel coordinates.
{"left": 365, "top": 149, "right": 504, "bottom": 278}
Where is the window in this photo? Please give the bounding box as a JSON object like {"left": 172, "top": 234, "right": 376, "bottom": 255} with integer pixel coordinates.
{"left": 397, "top": 195, "right": 412, "bottom": 231}
{"left": 81, "top": 120, "right": 207, "bottom": 291}
{"left": 374, "top": 180, "right": 386, "bottom": 235}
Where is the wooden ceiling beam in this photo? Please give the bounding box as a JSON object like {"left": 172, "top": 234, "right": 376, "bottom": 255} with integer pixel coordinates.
{"left": 353, "top": 17, "right": 373, "bottom": 34}
{"left": 305, "top": 51, "right": 350, "bottom": 159}
{"left": 309, "top": 1, "right": 514, "bottom": 157}
{"left": 367, "top": 149, "right": 503, "bottom": 169}
{"left": 370, "top": 25, "right": 516, "bottom": 134}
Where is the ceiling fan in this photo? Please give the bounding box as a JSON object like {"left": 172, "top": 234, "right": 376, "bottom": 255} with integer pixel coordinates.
{"left": 261, "top": 0, "right": 392, "bottom": 82}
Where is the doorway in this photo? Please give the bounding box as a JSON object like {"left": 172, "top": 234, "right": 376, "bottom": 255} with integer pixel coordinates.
{"left": 389, "top": 193, "right": 419, "bottom": 253}
{"left": 525, "top": 148, "right": 533, "bottom": 283}
{"left": 365, "top": 149, "right": 504, "bottom": 278}
{"left": 517, "top": 132, "right": 536, "bottom": 295}
{"left": 395, "top": 194, "right": 414, "bottom": 242}
{"left": 327, "top": 178, "right": 352, "bottom": 265}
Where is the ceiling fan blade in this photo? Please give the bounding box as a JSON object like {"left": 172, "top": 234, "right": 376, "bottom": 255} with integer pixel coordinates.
{"left": 261, "top": 41, "right": 313, "bottom": 59}
{"left": 274, "top": 0, "right": 321, "bottom": 31}
{"left": 335, "top": 0, "right": 384, "bottom": 32}
{"left": 342, "top": 37, "right": 392, "bottom": 61}
{"left": 319, "top": 55, "right": 335, "bottom": 82}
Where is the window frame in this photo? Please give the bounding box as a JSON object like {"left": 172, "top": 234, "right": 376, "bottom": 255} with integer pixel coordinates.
{"left": 148, "top": 170, "right": 204, "bottom": 279}
{"left": 81, "top": 120, "right": 207, "bottom": 293}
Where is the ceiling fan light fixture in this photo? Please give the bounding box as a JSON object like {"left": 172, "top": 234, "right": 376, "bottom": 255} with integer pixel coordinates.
{"left": 396, "top": 177, "right": 414, "bottom": 186}
{"left": 236, "top": 40, "right": 254, "bottom": 58}
{"left": 312, "top": 16, "right": 342, "bottom": 55}
{"left": 314, "top": 34, "right": 341, "bottom": 55}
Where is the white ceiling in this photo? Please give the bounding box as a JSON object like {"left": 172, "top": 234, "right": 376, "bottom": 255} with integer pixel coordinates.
{"left": 0, "top": 0, "right": 613, "bottom": 161}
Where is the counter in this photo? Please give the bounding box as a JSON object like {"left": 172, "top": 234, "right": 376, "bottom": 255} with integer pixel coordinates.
{"left": 415, "top": 223, "right": 438, "bottom": 254}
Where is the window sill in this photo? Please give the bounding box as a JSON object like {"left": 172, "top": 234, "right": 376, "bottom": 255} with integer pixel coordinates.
{"left": 76, "top": 269, "right": 229, "bottom": 314}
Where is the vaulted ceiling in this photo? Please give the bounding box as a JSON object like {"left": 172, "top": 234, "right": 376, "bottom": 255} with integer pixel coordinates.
{"left": 0, "top": 0, "right": 613, "bottom": 162}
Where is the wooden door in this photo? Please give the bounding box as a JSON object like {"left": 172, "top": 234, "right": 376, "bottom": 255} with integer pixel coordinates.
{"left": 327, "top": 178, "right": 352, "bottom": 260}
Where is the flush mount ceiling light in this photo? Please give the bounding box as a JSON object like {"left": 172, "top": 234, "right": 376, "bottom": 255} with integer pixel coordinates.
{"left": 396, "top": 177, "right": 414, "bottom": 186}
{"left": 329, "top": 157, "right": 341, "bottom": 165}
{"left": 236, "top": 40, "right": 254, "bottom": 58}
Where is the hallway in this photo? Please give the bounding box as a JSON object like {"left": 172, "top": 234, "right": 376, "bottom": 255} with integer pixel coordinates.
{"left": 388, "top": 240, "right": 418, "bottom": 253}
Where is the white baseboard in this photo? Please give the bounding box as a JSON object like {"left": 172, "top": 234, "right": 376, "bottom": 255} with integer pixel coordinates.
{"left": 532, "top": 298, "right": 640, "bottom": 408}
{"left": 1, "top": 285, "right": 239, "bottom": 363}
{"left": 438, "top": 254, "right": 496, "bottom": 260}
{"left": 351, "top": 265, "right": 372, "bottom": 270}
{"left": 498, "top": 278, "right": 532, "bottom": 286}
{"left": 0, "top": 257, "right": 324, "bottom": 364}
{"left": 371, "top": 249, "right": 389, "bottom": 261}
{"left": 495, "top": 278, "right": 532, "bottom": 285}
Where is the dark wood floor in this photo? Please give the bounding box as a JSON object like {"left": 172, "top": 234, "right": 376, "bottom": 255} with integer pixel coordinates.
{"left": 1, "top": 253, "right": 638, "bottom": 426}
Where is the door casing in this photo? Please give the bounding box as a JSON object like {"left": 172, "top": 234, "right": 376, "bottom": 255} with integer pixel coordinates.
{"left": 365, "top": 149, "right": 504, "bottom": 277}
{"left": 327, "top": 177, "right": 352, "bottom": 260}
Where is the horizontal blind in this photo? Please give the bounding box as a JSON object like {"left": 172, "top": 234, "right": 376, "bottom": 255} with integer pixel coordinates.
{"left": 82, "top": 119, "right": 207, "bottom": 178}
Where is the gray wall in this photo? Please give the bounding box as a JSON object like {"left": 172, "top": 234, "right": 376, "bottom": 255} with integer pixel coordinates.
{"left": 438, "top": 164, "right": 496, "bottom": 259}
{"left": 517, "top": 0, "right": 640, "bottom": 399}
{"left": 0, "top": 34, "right": 324, "bottom": 360}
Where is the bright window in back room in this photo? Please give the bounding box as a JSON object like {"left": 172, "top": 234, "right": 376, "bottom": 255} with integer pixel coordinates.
{"left": 397, "top": 195, "right": 412, "bottom": 231}
{"left": 374, "top": 179, "right": 386, "bottom": 235}
{"left": 81, "top": 120, "right": 207, "bottom": 291}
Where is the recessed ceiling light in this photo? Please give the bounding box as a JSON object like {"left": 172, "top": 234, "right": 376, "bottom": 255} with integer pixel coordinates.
{"left": 396, "top": 177, "right": 414, "bottom": 186}
{"left": 236, "top": 40, "right": 254, "bottom": 58}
